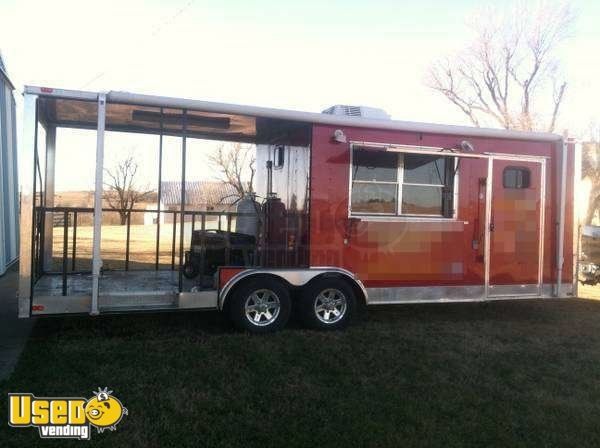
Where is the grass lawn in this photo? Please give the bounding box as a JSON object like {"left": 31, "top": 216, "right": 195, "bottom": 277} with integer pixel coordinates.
{"left": 2, "top": 299, "right": 600, "bottom": 447}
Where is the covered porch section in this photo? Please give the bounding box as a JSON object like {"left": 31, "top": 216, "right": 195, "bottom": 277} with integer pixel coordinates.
{"left": 20, "top": 87, "right": 311, "bottom": 316}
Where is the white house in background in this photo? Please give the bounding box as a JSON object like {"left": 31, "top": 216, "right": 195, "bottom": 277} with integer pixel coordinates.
{"left": 143, "top": 203, "right": 165, "bottom": 225}
{"left": 143, "top": 181, "right": 239, "bottom": 225}
{"left": 0, "top": 52, "right": 18, "bottom": 276}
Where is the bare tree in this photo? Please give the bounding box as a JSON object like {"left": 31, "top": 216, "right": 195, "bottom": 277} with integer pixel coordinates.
{"left": 583, "top": 124, "right": 600, "bottom": 225}
{"left": 427, "top": 1, "right": 574, "bottom": 132}
{"left": 103, "top": 156, "right": 154, "bottom": 225}
{"left": 208, "top": 143, "right": 256, "bottom": 202}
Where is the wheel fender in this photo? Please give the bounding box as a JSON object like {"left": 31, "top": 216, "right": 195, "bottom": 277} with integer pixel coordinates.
{"left": 218, "top": 267, "right": 367, "bottom": 310}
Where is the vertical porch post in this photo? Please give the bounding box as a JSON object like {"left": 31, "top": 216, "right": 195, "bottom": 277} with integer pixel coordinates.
{"left": 90, "top": 93, "right": 106, "bottom": 315}
{"left": 178, "top": 110, "right": 187, "bottom": 292}
{"left": 43, "top": 125, "right": 56, "bottom": 271}
{"left": 18, "top": 94, "right": 38, "bottom": 317}
{"left": 155, "top": 108, "right": 163, "bottom": 270}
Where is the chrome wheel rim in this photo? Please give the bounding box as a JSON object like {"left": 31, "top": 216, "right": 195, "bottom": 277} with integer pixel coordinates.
{"left": 314, "top": 288, "right": 347, "bottom": 324}
{"left": 244, "top": 289, "right": 281, "bottom": 327}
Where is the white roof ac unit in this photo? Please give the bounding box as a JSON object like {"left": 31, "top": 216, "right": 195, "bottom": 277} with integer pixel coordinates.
{"left": 321, "top": 105, "right": 390, "bottom": 120}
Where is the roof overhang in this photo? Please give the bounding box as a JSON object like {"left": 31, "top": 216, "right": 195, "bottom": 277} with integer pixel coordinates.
{"left": 36, "top": 95, "right": 258, "bottom": 142}
{"left": 24, "top": 85, "right": 562, "bottom": 143}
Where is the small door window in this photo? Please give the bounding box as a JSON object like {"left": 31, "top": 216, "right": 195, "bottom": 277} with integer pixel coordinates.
{"left": 503, "top": 166, "right": 531, "bottom": 189}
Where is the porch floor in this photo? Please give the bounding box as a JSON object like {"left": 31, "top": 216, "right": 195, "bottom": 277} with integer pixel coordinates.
{"left": 33, "top": 270, "right": 203, "bottom": 297}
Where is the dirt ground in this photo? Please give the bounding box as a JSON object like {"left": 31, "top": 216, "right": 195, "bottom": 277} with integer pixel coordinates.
{"left": 0, "top": 264, "right": 35, "bottom": 380}
{"left": 49, "top": 219, "right": 233, "bottom": 271}
{"left": 578, "top": 284, "right": 600, "bottom": 299}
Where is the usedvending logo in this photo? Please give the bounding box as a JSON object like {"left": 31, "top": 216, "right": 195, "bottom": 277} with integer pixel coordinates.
{"left": 8, "top": 387, "right": 128, "bottom": 440}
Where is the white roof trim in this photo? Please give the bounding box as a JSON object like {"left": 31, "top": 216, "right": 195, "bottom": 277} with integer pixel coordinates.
{"left": 24, "top": 85, "right": 562, "bottom": 142}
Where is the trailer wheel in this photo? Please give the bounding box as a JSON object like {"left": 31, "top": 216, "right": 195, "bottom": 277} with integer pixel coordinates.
{"left": 299, "top": 278, "right": 356, "bottom": 330}
{"left": 228, "top": 278, "right": 291, "bottom": 333}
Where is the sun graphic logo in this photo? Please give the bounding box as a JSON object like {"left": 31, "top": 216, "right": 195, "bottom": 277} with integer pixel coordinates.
{"left": 85, "top": 387, "right": 128, "bottom": 433}
{"left": 8, "top": 387, "right": 128, "bottom": 440}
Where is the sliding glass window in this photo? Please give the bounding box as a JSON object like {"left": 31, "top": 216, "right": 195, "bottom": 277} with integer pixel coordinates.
{"left": 350, "top": 147, "right": 456, "bottom": 218}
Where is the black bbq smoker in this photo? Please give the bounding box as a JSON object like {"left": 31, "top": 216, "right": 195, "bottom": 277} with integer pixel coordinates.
{"left": 182, "top": 229, "right": 257, "bottom": 279}
{"left": 182, "top": 195, "right": 262, "bottom": 283}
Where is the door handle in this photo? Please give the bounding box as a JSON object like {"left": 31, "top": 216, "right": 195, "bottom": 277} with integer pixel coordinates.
{"left": 344, "top": 217, "right": 361, "bottom": 245}
{"left": 489, "top": 222, "right": 495, "bottom": 232}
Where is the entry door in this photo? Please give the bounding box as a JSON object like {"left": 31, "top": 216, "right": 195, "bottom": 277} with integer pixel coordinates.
{"left": 487, "top": 158, "right": 545, "bottom": 296}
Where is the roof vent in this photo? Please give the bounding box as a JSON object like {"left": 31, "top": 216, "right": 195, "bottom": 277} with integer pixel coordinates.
{"left": 321, "top": 105, "right": 390, "bottom": 120}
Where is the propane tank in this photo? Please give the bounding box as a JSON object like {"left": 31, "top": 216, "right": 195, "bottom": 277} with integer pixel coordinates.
{"left": 236, "top": 193, "right": 261, "bottom": 237}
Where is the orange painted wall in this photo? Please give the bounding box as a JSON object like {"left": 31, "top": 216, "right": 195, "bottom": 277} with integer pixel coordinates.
{"left": 309, "top": 124, "right": 573, "bottom": 289}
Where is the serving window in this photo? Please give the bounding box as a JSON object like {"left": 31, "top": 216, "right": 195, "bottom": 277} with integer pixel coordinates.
{"left": 350, "top": 147, "right": 457, "bottom": 218}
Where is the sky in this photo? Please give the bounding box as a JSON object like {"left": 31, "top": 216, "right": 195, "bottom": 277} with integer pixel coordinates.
{"left": 1, "top": 0, "right": 599, "bottom": 191}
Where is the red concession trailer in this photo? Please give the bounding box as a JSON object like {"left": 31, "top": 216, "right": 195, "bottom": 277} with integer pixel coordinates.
{"left": 19, "top": 86, "right": 577, "bottom": 332}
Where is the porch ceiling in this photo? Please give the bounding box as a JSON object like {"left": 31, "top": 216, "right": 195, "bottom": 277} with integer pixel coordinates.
{"left": 38, "top": 97, "right": 257, "bottom": 142}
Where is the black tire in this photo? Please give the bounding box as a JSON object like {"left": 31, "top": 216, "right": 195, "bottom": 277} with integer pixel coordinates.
{"left": 227, "top": 278, "right": 291, "bottom": 333}
{"left": 182, "top": 261, "right": 199, "bottom": 279}
{"left": 299, "top": 278, "right": 356, "bottom": 330}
